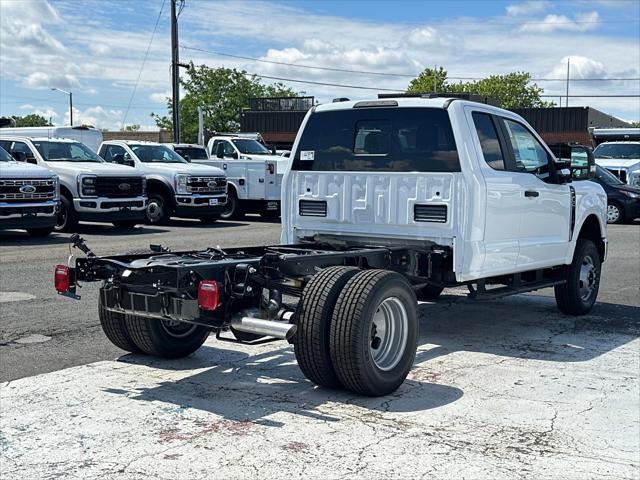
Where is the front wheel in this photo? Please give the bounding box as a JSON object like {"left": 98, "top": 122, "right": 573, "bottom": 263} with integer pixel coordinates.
{"left": 329, "top": 270, "right": 418, "bottom": 396}
{"left": 221, "top": 189, "right": 243, "bottom": 220}
{"left": 606, "top": 202, "right": 624, "bottom": 224}
{"left": 554, "top": 239, "right": 601, "bottom": 315}
{"left": 146, "top": 194, "right": 171, "bottom": 225}
{"left": 55, "top": 196, "right": 78, "bottom": 232}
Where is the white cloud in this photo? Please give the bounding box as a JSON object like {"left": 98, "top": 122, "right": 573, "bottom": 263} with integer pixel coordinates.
{"left": 25, "top": 72, "right": 81, "bottom": 90}
{"left": 506, "top": 1, "right": 550, "bottom": 16}
{"left": 547, "top": 56, "right": 607, "bottom": 80}
{"left": 19, "top": 104, "right": 60, "bottom": 120}
{"left": 63, "top": 106, "right": 123, "bottom": 129}
{"left": 149, "top": 91, "right": 171, "bottom": 104}
{"left": 520, "top": 11, "right": 600, "bottom": 33}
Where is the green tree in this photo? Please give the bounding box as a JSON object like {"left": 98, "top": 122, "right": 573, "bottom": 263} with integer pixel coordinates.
{"left": 121, "top": 124, "right": 141, "bottom": 131}
{"left": 152, "top": 65, "right": 296, "bottom": 143}
{"left": 630, "top": 121, "right": 640, "bottom": 128}
{"left": 11, "top": 114, "right": 51, "bottom": 127}
{"left": 407, "top": 68, "right": 554, "bottom": 109}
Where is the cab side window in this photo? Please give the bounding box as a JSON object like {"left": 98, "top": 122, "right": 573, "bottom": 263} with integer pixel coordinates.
{"left": 10, "top": 141, "right": 37, "bottom": 164}
{"left": 472, "top": 112, "right": 505, "bottom": 170}
{"left": 223, "top": 141, "right": 235, "bottom": 157}
{"left": 501, "top": 118, "right": 550, "bottom": 178}
{"left": 101, "top": 144, "right": 127, "bottom": 163}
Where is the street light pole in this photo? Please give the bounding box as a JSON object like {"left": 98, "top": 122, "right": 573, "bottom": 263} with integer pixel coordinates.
{"left": 170, "top": 0, "right": 180, "bottom": 143}
{"left": 51, "top": 88, "right": 73, "bottom": 126}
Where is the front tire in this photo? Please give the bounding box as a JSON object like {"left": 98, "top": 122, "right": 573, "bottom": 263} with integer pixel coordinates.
{"left": 330, "top": 270, "right": 418, "bottom": 396}
{"left": 606, "top": 202, "right": 624, "bottom": 224}
{"left": 294, "top": 266, "right": 360, "bottom": 389}
{"left": 55, "top": 195, "right": 78, "bottom": 232}
{"left": 146, "top": 193, "right": 171, "bottom": 225}
{"left": 221, "top": 188, "right": 243, "bottom": 220}
{"left": 554, "top": 239, "right": 601, "bottom": 315}
{"left": 127, "top": 315, "right": 209, "bottom": 358}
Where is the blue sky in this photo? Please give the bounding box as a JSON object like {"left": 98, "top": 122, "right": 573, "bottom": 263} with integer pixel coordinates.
{"left": 1, "top": 0, "right": 638, "bottom": 130}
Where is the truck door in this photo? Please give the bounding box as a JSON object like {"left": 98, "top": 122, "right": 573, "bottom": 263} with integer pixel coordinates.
{"left": 213, "top": 140, "right": 250, "bottom": 199}
{"left": 469, "top": 111, "right": 521, "bottom": 274}
{"left": 498, "top": 117, "right": 571, "bottom": 269}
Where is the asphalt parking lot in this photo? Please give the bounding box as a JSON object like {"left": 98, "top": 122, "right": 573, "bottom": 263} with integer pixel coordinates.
{"left": 1, "top": 219, "right": 638, "bottom": 479}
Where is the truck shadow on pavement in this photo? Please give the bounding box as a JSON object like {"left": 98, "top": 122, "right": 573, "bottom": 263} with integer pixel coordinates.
{"left": 104, "top": 292, "right": 637, "bottom": 425}
{"left": 166, "top": 219, "right": 248, "bottom": 229}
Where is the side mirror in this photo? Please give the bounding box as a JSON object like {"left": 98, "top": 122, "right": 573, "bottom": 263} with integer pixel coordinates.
{"left": 183, "top": 154, "right": 191, "bottom": 163}
{"left": 270, "top": 145, "right": 276, "bottom": 155}
{"left": 570, "top": 145, "right": 596, "bottom": 181}
{"left": 215, "top": 143, "right": 225, "bottom": 158}
{"left": 230, "top": 151, "right": 238, "bottom": 159}
{"left": 112, "top": 153, "right": 125, "bottom": 164}
{"left": 11, "top": 151, "right": 26, "bottom": 162}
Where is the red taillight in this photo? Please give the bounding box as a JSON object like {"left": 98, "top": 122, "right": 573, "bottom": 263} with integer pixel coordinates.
{"left": 267, "top": 163, "right": 275, "bottom": 175}
{"left": 54, "top": 264, "right": 70, "bottom": 293}
{"left": 198, "top": 280, "right": 219, "bottom": 311}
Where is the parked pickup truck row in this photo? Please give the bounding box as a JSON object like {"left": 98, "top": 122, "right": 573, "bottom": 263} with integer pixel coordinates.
{"left": 0, "top": 133, "right": 228, "bottom": 235}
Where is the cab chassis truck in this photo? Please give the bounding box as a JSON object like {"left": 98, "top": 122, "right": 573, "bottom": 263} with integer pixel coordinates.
{"left": 55, "top": 96, "right": 607, "bottom": 396}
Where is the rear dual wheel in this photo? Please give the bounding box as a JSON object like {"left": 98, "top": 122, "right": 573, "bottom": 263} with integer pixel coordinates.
{"left": 295, "top": 268, "right": 418, "bottom": 396}
{"left": 98, "top": 290, "right": 208, "bottom": 357}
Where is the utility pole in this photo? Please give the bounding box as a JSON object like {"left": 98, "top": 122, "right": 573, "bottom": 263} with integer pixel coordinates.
{"left": 565, "top": 58, "right": 570, "bottom": 108}
{"left": 170, "top": 0, "right": 180, "bottom": 143}
{"left": 197, "top": 106, "right": 204, "bottom": 146}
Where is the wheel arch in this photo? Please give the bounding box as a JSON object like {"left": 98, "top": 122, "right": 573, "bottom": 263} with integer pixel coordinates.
{"left": 146, "top": 177, "right": 175, "bottom": 208}
{"left": 575, "top": 214, "right": 606, "bottom": 263}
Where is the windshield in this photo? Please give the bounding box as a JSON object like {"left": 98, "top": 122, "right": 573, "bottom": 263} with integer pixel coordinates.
{"left": 292, "top": 107, "right": 460, "bottom": 172}
{"left": 0, "top": 146, "right": 13, "bottom": 162}
{"left": 232, "top": 139, "right": 270, "bottom": 155}
{"left": 131, "top": 145, "right": 187, "bottom": 163}
{"left": 173, "top": 146, "right": 209, "bottom": 160}
{"left": 594, "top": 143, "right": 640, "bottom": 159}
{"left": 595, "top": 165, "right": 625, "bottom": 186}
{"left": 33, "top": 141, "right": 103, "bottom": 162}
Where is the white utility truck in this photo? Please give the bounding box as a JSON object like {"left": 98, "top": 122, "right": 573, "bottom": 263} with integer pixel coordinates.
{"left": 0, "top": 136, "right": 146, "bottom": 231}
{"left": 56, "top": 95, "right": 607, "bottom": 397}
{"left": 98, "top": 141, "right": 227, "bottom": 224}
{"left": 0, "top": 126, "right": 103, "bottom": 152}
{"left": 0, "top": 146, "right": 60, "bottom": 237}
{"left": 592, "top": 128, "right": 640, "bottom": 188}
{"left": 204, "top": 133, "right": 289, "bottom": 219}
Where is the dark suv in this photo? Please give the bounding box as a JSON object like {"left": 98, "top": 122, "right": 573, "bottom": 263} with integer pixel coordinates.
{"left": 591, "top": 165, "right": 640, "bottom": 224}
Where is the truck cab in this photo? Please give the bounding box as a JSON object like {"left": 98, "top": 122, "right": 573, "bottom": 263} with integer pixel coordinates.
{"left": 0, "top": 146, "right": 60, "bottom": 237}
{"left": 98, "top": 140, "right": 227, "bottom": 224}
{"left": 0, "top": 136, "right": 146, "bottom": 231}
{"left": 203, "top": 133, "right": 290, "bottom": 219}
{"left": 593, "top": 141, "right": 640, "bottom": 188}
{"left": 282, "top": 96, "right": 607, "bottom": 283}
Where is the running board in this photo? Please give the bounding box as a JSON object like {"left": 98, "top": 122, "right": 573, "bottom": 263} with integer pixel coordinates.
{"left": 467, "top": 275, "right": 566, "bottom": 301}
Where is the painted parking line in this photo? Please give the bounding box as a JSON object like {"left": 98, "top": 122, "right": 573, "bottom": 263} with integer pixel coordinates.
{"left": 1, "top": 298, "right": 638, "bottom": 480}
{"left": 0, "top": 292, "right": 36, "bottom": 303}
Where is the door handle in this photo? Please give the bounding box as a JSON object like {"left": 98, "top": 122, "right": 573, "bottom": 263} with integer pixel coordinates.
{"left": 524, "top": 190, "right": 539, "bottom": 198}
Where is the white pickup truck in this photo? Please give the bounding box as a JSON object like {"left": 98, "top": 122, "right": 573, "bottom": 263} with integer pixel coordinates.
{"left": 98, "top": 141, "right": 227, "bottom": 224}
{"left": 0, "top": 146, "right": 59, "bottom": 237}
{"left": 57, "top": 95, "right": 607, "bottom": 397}
{"left": 0, "top": 136, "right": 146, "bottom": 231}
{"left": 204, "top": 133, "right": 289, "bottom": 219}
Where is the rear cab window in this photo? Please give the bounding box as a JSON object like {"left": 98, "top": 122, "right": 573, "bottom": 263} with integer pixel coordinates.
{"left": 292, "top": 107, "right": 460, "bottom": 172}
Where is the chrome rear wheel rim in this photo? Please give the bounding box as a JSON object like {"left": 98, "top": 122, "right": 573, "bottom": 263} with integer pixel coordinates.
{"left": 369, "top": 297, "right": 409, "bottom": 371}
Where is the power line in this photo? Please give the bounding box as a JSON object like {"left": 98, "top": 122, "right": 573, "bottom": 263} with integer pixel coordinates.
{"left": 242, "top": 72, "right": 403, "bottom": 92}
{"left": 180, "top": 45, "right": 640, "bottom": 83}
{"left": 121, "top": 0, "right": 166, "bottom": 129}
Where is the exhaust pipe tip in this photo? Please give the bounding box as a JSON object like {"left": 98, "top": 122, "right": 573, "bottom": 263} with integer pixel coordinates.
{"left": 231, "top": 316, "right": 297, "bottom": 341}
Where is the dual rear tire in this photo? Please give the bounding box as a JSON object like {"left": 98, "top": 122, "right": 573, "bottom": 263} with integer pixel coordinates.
{"left": 98, "top": 294, "right": 209, "bottom": 358}
{"left": 295, "top": 267, "right": 418, "bottom": 396}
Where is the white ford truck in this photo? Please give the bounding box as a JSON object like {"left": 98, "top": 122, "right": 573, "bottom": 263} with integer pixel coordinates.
{"left": 0, "top": 136, "right": 146, "bottom": 231}
{"left": 98, "top": 141, "right": 227, "bottom": 224}
{"left": 0, "top": 146, "right": 59, "bottom": 237}
{"left": 56, "top": 96, "right": 607, "bottom": 398}
{"left": 204, "top": 133, "right": 289, "bottom": 219}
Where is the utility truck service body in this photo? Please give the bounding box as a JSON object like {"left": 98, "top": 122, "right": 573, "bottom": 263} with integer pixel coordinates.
{"left": 56, "top": 97, "right": 607, "bottom": 397}
{"left": 204, "top": 133, "right": 289, "bottom": 219}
